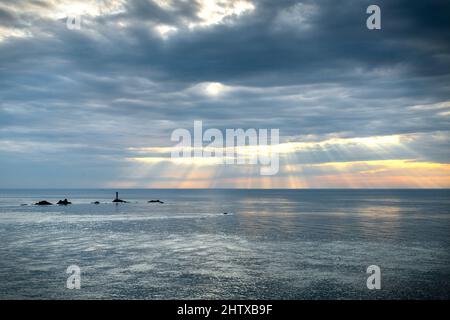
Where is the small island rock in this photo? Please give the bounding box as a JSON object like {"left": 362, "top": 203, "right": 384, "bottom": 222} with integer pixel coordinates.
{"left": 148, "top": 200, "right": 164, "bottom": 204}
{"left": 57, "top": 199, "right": 72, "bottom": 205}
{"left": 35, "top": 200, "right": 52, "bottom": 205}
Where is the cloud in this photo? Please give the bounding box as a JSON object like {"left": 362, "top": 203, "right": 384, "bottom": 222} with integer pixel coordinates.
{"left": 0, "top": 0, "right": 449, "bottom": 187}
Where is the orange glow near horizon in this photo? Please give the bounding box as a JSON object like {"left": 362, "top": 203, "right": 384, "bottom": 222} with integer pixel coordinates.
{"left": 117, "top": 134, "right": 450, "bottom": 189}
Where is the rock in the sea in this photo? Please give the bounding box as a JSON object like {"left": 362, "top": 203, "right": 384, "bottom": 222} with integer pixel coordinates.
{"left": 57, "top": 199, "right": 72, "bottom": 205}
{"left": 35, "top": 200, "right": 52, "bottom": 205}
{"left": 148, "top": 200, "right": 164, "bottom": 204}
{"left": 93, "top": 201, "right": 100, "bottom": 205}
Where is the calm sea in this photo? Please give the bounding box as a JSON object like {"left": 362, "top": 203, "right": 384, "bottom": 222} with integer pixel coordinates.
{"left": 0, "top": 189, "right": 449, "bottom": 299}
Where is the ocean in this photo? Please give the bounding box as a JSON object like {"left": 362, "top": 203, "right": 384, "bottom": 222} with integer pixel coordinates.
{"left": 0, "top": 189, "right": 449, "bottom": 299}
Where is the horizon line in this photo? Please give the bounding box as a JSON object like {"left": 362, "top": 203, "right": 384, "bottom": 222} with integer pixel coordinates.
{"left": 1, "top": 187, "right": 449, "bottom": 190}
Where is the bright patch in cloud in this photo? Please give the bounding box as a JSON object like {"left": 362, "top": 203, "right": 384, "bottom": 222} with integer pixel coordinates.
{"left": 154, "top": 24, "right": 178, "bottom": 38}
{"left": 191, "top": 0, "right": 255, "bottom": 28}
{"left": 205, "top": 82, "right": 225, "bottom": 96}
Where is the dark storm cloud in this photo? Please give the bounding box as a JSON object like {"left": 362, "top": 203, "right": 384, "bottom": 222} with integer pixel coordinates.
{"left": 0, "top": 0, "right": 449, "bottom": 187}
{"left": 113, "top": 0, "right": 450, "bottom": 84}
{"left": 123, "top": 0, "right": 200, "bottom": 25}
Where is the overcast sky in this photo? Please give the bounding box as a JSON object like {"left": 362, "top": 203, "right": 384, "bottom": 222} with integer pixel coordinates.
{"left": 0, "top": 0, "right": 449, "bottom": 188}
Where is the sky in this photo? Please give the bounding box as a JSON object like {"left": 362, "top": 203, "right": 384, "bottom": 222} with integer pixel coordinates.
{"left": 0, "top": 0, "right": 449, "bottom": 188}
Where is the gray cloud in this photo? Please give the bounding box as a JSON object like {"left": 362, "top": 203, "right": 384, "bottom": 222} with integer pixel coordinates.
{"left": 0, "top": 0, "right": 449, "bottom": 187}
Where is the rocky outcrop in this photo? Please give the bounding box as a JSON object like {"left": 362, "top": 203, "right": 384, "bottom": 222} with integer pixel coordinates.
{"left": 35, "top": 200, "right": 52, "bottom": 205}
{"left": 57, "top": 199, "right": 72, "bottom": 205}
{"left": 148, "top": 200, "right": 164, "bottom": 204}
{"left": 112, "top": 198, "right": 127, "bottom": 203}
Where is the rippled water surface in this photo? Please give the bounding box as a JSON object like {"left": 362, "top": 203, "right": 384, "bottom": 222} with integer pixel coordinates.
{"left": 0, "top": 189, "right": 449, "bottom": 299}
